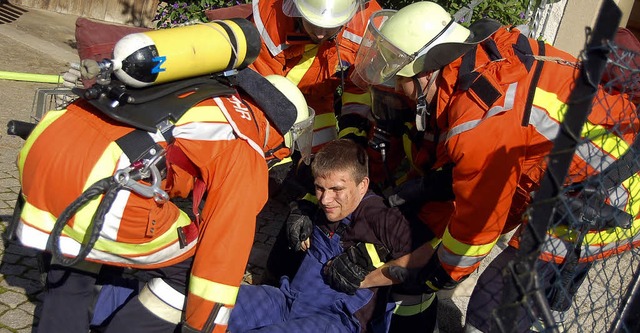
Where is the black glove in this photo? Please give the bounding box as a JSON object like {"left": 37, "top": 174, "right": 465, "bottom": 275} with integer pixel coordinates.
{"left": 286, "top": 200, "right": 313, "bottom": 251}
{"left": 323, "top": 243, "right": 391, "bottom": 294}
{"left": 323, "top": 252, "right": 369, "bottom": 295}
{"left": 387, "top": 164, "right": 455, "bottom": 207}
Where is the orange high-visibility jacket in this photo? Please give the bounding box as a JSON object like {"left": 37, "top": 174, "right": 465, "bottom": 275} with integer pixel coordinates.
{"left": 429, "top": 26, "right": 640, "bottom": 281}
{"left": 250, "top": 0, "right": 380, "bottom": 151}
{"left": 17, "top": 95, "right": 274, "bottom": 332}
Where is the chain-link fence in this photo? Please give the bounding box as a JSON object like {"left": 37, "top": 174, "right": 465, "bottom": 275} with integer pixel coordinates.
{"left": 491, "top": 1, "right": 640, "bottom": 332}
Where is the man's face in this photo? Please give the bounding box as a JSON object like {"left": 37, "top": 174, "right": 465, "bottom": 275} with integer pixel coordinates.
{"left": 315, "top": 169, "right": 369, "bottom": 222}
{"left": 301, "top": 19, "right": 342, "bottom": 43}
{"left": 395, "top": 72, "right": 437, "bottom": 104}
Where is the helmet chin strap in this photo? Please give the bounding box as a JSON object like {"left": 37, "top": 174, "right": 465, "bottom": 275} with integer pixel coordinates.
{"left": 413, "top": 70, "right": 439, "bottom": 131}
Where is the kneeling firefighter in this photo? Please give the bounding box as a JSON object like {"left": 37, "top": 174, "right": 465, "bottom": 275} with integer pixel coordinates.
{"left": 15, "top": 18, "right": 314, "bottom": 333}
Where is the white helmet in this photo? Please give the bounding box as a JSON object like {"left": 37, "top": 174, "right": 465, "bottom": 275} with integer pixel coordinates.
{"left": 264, "top": 75, "right": 315, "bottom": 164}
{"left": 282, "top": 0, "right": 360, "bottom": 28}
{"left": 352, "top": 1, "right": 500, "bottom": 86}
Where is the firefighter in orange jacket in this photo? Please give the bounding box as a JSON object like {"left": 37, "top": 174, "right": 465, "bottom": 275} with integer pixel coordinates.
{"left": 16, "top": 72, "right": 314, "bottom": 333}
{"left": 345, "top": 1, "right": 640, "bottom": 331}
{"left": 250, "top": 0, "right": 381, "bottom": 153}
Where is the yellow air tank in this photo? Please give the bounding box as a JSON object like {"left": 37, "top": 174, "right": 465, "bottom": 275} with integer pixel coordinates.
{"left": 110, "top": 18, "right": 261, "bottom": 88}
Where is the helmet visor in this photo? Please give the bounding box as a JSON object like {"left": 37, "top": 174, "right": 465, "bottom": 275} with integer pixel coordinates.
{"left": 291, "top": 107, "right": 315, "bottom": 164}
{"left": 352, "top": 10, "right": 414, "bottom": 86}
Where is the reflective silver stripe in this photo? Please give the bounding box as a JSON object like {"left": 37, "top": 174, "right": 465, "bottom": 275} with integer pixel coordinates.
{"left": 528, "top": 105, "right": 559, "bottom": 139}
{"left": 148, "top": 278, "right": 185, "bottom": 310}
{"left": 341, "top": 29, "right": 363, "bottom": 44}
{"left": 214, "top": 97, "right": 266, "bottom": 158}
{"left": 438, "top": 246, "right": 486, "bottom": 268}
{"left": 173, "top": 123, "right": 236, "bottom": 141}
{"left": 139, "top": 282, "right": 183, "bottom": 324}
{"left": 252, "top": 0, "right": 285, "bottom": 56}
{"left": 214, "top": 306, "right": 232, "bottom": 325}
{"left": 445, "top": 83, "right": 517, "bottom": 142}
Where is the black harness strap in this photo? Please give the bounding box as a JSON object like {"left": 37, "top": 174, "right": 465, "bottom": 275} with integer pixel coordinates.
{"left": 522, "top": 40, "right": 546, "bottom": 126}
{"left": 115, "top": 129, "right": 161, "bottom": 163}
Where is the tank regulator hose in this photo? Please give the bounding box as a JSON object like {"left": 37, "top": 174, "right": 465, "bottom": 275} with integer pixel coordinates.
{"left": 47, "top": 176, "right": 121, "bottom": 267}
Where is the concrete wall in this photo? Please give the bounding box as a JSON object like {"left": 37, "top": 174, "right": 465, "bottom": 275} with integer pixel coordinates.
{"left": 8, "top": 0, "right": 159, "bottom": 26}
{"left": 547, "top": 0, "right": 637, "bottom": 56}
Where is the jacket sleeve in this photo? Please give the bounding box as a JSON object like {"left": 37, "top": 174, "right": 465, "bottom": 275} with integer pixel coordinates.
{"left": 437, "top": 93, "right": 527, "bottom": 282}
{"left": 179, "top": 138, "right": 269, "bottom": 332}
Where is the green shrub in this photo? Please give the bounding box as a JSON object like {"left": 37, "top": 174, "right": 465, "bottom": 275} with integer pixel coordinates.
{"left": 154, "top": 0, "right": 536, "bottom": 29}
{"left": 381, "top": 0, "right": 535, "bottom": 26}
{"left": 154, "top": 0, "right": 248, "bottom": 28}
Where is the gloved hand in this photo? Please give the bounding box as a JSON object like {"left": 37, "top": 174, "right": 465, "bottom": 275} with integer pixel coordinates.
{"left": 387, "top": 176, "right": 427, "bottom": 207}
{"left": 61, "top": 62, "right": 82, "bottom": 88}
{"left": 323, "top": 243, "right": 390, "bottom": 294}
{"left": 387, "top": 164, "right": 455, "bottom": 207}
{"left": 323, "top": 252, "right": 369, "bottom": 295}
{"left": 61, "top": 60, "right": 101, "bottom": 89}
{"left": 286, "top": 200, "right": 313, "bottom": 251}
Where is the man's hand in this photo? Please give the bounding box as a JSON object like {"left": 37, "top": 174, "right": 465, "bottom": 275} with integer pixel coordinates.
{"left": 387, "top": 164, "right": 454, "bottom": 207}
{"left": 387, "top": 176, "right": 426, "bottom": 207}
{"left": 286, "top": 201, "right": 313, "bottom": 251}
{"left": 322, "top": 253, "right": 369, "bottom": 295}
{"left": 322, "top": 243, "right": 391, "bottom": 294}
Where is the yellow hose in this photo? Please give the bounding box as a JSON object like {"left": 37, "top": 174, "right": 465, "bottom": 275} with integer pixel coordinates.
{"left": 0, "top": 71, "right": 62, "bottom": 84}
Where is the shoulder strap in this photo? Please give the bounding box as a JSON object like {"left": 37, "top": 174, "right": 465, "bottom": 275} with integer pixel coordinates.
{"left": 75, "top": 76, "right": 237, "bottom": 132}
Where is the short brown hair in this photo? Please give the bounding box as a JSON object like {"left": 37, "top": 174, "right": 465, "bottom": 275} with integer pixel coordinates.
{"left": 311, "top": 139, "right": 368, "bottom": 184}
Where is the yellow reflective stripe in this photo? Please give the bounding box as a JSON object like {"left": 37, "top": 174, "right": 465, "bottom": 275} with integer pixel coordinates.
{"left": 21, "top": 201, "right": 58, "bottom": 234}
{"left": 342, "top": 91, "right": 371, "bottom": 106}
{"left": 285, "top": 44, "right": 318, "bottom": 85}
{"left": 91, "top": 209, "right": 191, "bottom": 254}
{"left": 393, "top": 293, "right": 436, "bottom": 316}
{"left": 189, "top": 275, "right": 239, "bottom": 305}
{"left": 365, "top": 243, "right": 384, "bottom": 268}
{"left": 302, "top": 193, "right": 318, "bottom": 204}
{"left": 550, "top": 218, "right": 640, "bottom": 246}
{"left": 175, "top": 104, "right": 227, "bottom": 125}
{"left": 533, "top": 88, "right": 568, "bottom": 122}
{"left": 428, "top": 237, "right": 442, "bottom": 250}
{"left": 21, "top": 200, "right": 192, "bottom": 256}
{"left": 71, "top": 142, "right": 123, "bottom": 235}
{"left": 534, "top": 87, "right": 640, "bottom": 229}
{"left": 17, "top": 109, "right": 67, "bottom": 184}
{"left": 314, "top": 112, "right": 337, "bottom": 130}
{"left": 269, "top": 157, "right": 292, "bottom": 169}
{"left": 624, "top": 177, "right": 640, "bottom": 218}
{"left": 441, "top": 227, "right": 498, "bottom": 257}
{"left": 338, "top": 127, "right": 366, "bottom": 139}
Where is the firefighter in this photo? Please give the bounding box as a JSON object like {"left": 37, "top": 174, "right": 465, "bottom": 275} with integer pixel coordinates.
{"left": 250, "top": 0, "right": 381, "bottom": 155}
{"left": 333, "top": 1, "right": 640, "bottom": 332}
{"left": 16, "top": 72, "right": 314, "bottom": 333}
{"left": 228, "top": 139, "right": 413, "bottom": 333}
